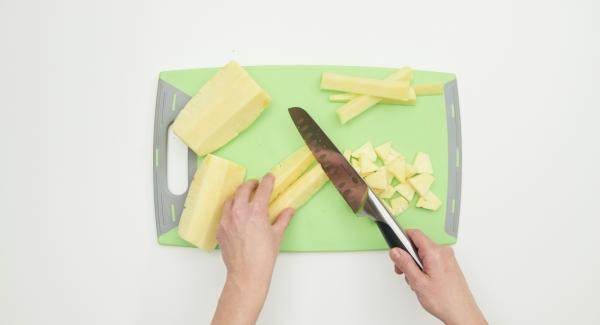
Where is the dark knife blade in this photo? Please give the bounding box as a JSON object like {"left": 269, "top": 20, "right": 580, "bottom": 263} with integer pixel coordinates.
{"left": 288, "top": 107, "right": 368, "bottom": 213}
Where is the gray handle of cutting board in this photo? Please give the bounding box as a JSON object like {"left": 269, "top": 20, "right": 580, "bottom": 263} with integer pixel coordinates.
{"left": 443, "top": 80, "right": 462, "bottom": 238}
{"left": 153, "top": 80, "right": 196, "bottom": 236}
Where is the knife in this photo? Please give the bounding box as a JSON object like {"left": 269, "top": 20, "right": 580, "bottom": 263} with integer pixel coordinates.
{"left": 288, "top": 107, "right": 423, "bottom": 270}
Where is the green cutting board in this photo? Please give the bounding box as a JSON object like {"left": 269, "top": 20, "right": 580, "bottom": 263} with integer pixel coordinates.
{"left": 153, "top": 65, "right": 461, "bottom": 251}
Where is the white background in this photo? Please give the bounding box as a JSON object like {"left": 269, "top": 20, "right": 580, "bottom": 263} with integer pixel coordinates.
{"left": 1, "top": 0, "right": 599, "bottom": 324}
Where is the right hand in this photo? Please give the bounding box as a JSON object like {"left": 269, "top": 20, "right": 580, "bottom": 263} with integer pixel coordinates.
{"left": 389, "top": 229, "right": 487, "bottom": 325}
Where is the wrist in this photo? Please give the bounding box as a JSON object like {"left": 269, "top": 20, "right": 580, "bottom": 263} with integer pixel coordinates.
{"left": 443, "top": 304, "right": 486, "bottom": 325}
{"left": 226, "top": 272, "right": 271, "bottom": 299}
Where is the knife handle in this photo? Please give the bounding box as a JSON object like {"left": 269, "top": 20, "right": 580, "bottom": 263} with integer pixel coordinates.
{"left": 375, "top": 220, "right": 424, "bottom": 271}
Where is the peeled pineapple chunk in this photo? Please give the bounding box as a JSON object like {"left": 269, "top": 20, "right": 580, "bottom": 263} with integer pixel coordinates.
{"left": 395, "top": 183, "right": 415, "bottom": 201}
{"left": 386, "top": 157, "right": 407, "bottom": 183}
{"left": 268, "top": 164, "right": 329, "bottom": 223}
{"left": 352, "top": 142, "right": 377, "bottom": 161}
{"left": 415, "top": 83, "right": 444, "bottom": 96}
{"left": 413, "top": 152, "right": 434, "bottom": 174}
{"left": 178, "top": 155, "right": 246, "bottom": 250}
{"left": 269, "top": 145, "right": 315, "bottom": 203}
{"left": 408, "top": 173, "right": 435, "bottom": 196}
{"left": 416, "top": 191, "right": 442, "bottom": 211}
{"left": 391, "top": 196, "right": 410, "bottom": 214}
{"left": 405, "top": 164, "right": 417, "bottom": 179}
{"left": 172, "top": 61, "right": 271, "bottom": 156}
{"left": 364, "top": 168, "right": 388, "bottom": 190}
{"left": 359, "top": 156, "right": 379, "bottom": 174}
{"left": 378, "top": 185, "right": 396, "bottom": 199}
{"left": 374, "top": 142, "right": 392, "bottom": 160}
{"left": 321, "top": 73, "right": 412, "bottom": 100}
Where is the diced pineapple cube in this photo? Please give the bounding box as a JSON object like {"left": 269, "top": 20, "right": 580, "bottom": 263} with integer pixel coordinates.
{"left": 395, "top": 183, "right": 415, "bottom": 201}
{"left": 359, "top": 156, "right": 379, "bottom": 175}
{"left": 413, "top": 152, "right": 433, "bottom": 174}
{"left": 391, "top": 196, "right": 410, "bottom": 214}
{"left": 172, "top": 61, "right": 270, "bottom": 156}
{"left": 416, "top": 191, "right": 442, "bottom": 211}
{"left": 178, "top": 155, "right": 246, "bottom": 250}
{"left": 378, "top": 185, "right": 396, "bottom": 199}
{"left": 269, "top": 145, "right": 315, "bottom": 203}
{"left": 408, "top": 173, "right": 435, "bottom": 196}
{"left": 386, "top": 157, "right": 407, "bottom": 183}
{"left": 365, "top": 168, "right": 388, "bottom": 190}
{"left": 375, "top": 142, "right": 392, "bottom": 161}
{"left": 352, "top": 142, "right": 377, "bottom": 161}
{"left": 405, "top": 163, "right": 417, "bottom": 179}
{"left": 268, "top": 164, "right": 329, "bottom": 223}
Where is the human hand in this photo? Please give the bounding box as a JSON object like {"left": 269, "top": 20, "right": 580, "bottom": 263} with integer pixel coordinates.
{"left": 389, "top": 230, "right": 487, "bottom": 325}
{"left": 216, "top": 173, "right": 295, "bottom": 291}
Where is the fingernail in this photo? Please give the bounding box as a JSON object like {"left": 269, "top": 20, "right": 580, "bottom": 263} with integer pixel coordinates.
{"left": 391, "top": 248, "right": 401, "bottom": 259}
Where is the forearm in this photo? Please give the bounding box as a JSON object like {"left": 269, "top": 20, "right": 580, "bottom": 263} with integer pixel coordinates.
{"left": 211, "top": 275, "right": 270, "bottom": 325}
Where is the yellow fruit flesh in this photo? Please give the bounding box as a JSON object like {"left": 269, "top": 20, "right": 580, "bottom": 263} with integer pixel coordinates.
{"left": 408, "top": 173, "right": 435, "bottom": 196}
{"left": 321, "top": 72, "right": 411, "bottom": 100}
{"left": 413, "top": 152, "right": 434, "bottom": 174}
{"left": 386, "top": 157, "right": 407, "bottom": 183}
{"left": 172, "top": 61, "right": 271, "bottom": 156}
{"left": 416, "top": 191, "right": 442, "bottom": 210}
{"left": 178, "top": 155, "right": 246, "bottom": 250}
{"left": 334, "top": 68, "right": 415, "bottom": 124}
{"left": 268, "top": 164, "right": 329, "bottom": 223}
{"left": 269, "top": 145, "right": 315, "bottom": 203}
{"left": 395, "top": 183, "right": 415, "bottom": 201}
{"left": 414, "top": 83, "right": 444, "bottom": 96}
{"left": 364, "top": 168, "right": 388, "bottom": 190}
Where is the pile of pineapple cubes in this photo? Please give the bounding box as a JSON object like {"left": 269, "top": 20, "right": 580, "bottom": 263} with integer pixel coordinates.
{"left": 343, "top": 142, "right": 442, "bottom": 216}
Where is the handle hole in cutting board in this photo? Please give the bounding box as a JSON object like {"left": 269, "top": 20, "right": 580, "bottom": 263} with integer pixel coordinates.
{"left": 167, "top": 125, "right": 189, "bottom": 195}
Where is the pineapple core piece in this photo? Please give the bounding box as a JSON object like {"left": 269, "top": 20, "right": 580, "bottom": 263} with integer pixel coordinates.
{"left": 268, "top": 164, "right": 329, "bottom": 223}
{"left": 178, "top": 154, "right": 246, "bottom": 250}
{"left": 172, "top": 61, "right": 271, "bottom": 156}
{"left": 269, "top": 145, "right": 315, "bottom": 203}
{"left": 321, "top": 72, "right": 412, "bottom": 100}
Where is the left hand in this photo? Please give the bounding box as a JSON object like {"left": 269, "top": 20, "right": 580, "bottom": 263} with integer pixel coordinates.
{"left": 216, "top": 173, "right": 295, "bottom": 290}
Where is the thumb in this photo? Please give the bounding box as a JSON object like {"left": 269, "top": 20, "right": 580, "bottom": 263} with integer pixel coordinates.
{"left": 389, "top": 248, "right": 427, "bottom": 285}
{"left": 272, "top": 207, "right": 295, "bottom": 237}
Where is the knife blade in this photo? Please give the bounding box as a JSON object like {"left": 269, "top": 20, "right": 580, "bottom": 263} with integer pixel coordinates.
{"left": 288, "top": 107, "right": 423, "bottom": 270}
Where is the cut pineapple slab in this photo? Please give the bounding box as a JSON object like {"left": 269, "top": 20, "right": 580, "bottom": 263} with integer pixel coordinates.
{"left": 178, "top": 155, "right": 246, "bottom": 250}
{"left": 172, "top": 61, "right": 271, "bottom": 156}
{"left": 268, "top": 164, "right": 329, "bottom": 223}
{"left": 321, "top": 72, "right": 412, "bottom": 100}
{"left": 269, "top": 145, "right": 315, "bottom": 203}
{"left": 351, "top": 142, "right": 377, "bottom": 161}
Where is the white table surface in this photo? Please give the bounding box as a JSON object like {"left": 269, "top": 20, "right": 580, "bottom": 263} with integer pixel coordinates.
{"left": 2, "top": 0, "right": 599, "bottom": 324}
